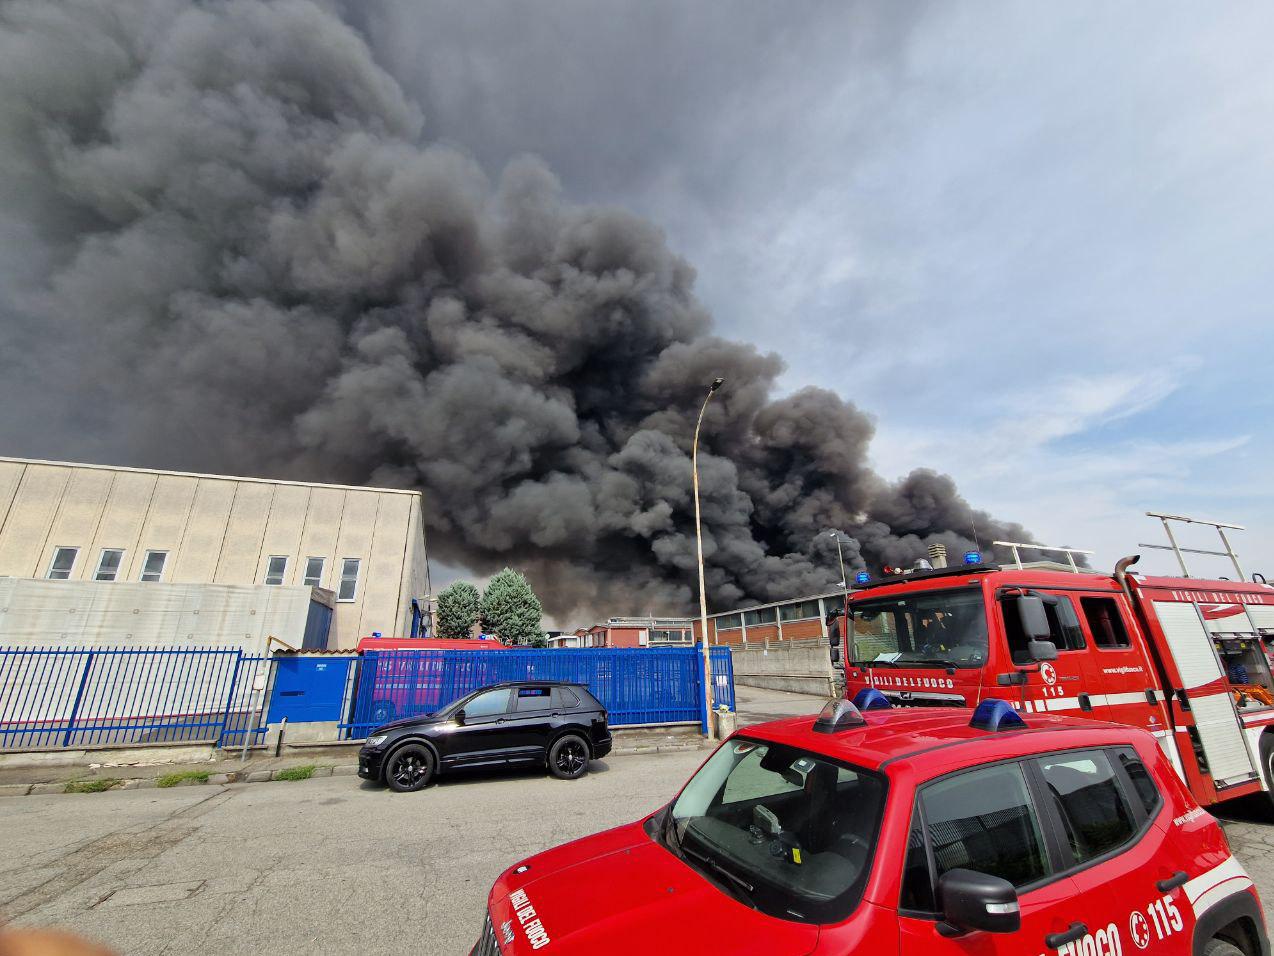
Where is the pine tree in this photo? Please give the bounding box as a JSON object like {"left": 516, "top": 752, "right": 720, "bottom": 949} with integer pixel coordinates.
{"left": 435, "top": 581, "right": 481, "bottom": 639}
{"left": 480, "top": 568, "right": 544, "bottom": 645}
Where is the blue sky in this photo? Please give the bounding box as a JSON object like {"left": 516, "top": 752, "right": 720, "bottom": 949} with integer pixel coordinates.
{"left": 371, "top": 1, "right": 1274, "bottom": 580}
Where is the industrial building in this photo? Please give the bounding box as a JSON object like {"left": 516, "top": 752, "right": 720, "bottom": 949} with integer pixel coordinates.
{"left": 692, "top": 591, "right": 843, "bottom": 646}
{"left": 557, "top": 617, "right": 696, "bottom": 648}
{"left": 0, "top": 457, "right": 430, "bottom": 649}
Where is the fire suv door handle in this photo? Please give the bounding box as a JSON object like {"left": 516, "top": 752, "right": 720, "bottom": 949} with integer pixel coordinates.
{"left": 1157, "top": 871, "right": 1188, "bottom": 892}
{"left": 1046, "top": 923, "right": 1089, "bottom": 948}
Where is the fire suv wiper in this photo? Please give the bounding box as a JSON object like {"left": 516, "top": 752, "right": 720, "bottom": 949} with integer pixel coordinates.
{"left": 681, "top": 841, "right": 759, "bottom": 910}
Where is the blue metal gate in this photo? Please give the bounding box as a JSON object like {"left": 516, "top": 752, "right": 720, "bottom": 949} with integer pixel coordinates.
{"left": 0, "top": 646, "right": 272, "bottom": 750}
{"left": 340, "top": 646, "right": 734, "bottom": 739}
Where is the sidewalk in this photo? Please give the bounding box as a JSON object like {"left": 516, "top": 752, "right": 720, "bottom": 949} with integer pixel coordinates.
{"left": 734, "top": 685, "right": 830, "bottom": 727}
{"left": 0, "top": 749, "right": 363, "bottom": 795}
{"left": 0, "top": 724, "right": 706, "bottom": 796}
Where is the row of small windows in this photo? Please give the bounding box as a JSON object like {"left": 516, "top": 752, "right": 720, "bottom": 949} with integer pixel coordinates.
{"left": 48, "top": 546, "right": 167, "bottom": 583}
{"left": 45, "top": 547, "right": 361, "bottom": 601}
{"left": 716, "top": 598, "right": 827, "bottom": 631}
{"left": 264, "top": 555, "right": 361, "bottom": 601}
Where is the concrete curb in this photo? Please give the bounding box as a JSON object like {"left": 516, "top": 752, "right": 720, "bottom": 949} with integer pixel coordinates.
{"left": 0, "top": 740, "right": 710, "bottom": 796}
{"left": 0, "top": 765, "right": 363, "bottom": 797}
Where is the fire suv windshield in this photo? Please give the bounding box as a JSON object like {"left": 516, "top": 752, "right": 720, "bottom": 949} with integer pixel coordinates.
{"left": 849, "top": 586, "right": 988, "bottom": 669}
{"left": 666, "top": 738, "right": 885, "bottom": 924}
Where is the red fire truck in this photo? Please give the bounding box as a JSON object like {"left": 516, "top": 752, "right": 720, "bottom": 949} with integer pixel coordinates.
{"left": 833, "top": 514, "right": 1274, "bottom": 811}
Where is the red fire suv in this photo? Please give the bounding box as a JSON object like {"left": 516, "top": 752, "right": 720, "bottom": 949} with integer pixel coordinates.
{"left": 473, "top": 694, "right": 1266, "bottom": 956}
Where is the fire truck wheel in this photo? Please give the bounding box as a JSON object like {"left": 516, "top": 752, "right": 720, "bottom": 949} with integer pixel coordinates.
{"left": 1259, "top": 734, "right": 1274, "bottom": 808}
{"left": 1204, "top": 937, "right": 1245, "bottom": 956}
{"left": 384, "top": 743, "right": 434, "bottom": 792}
{"left": 548, "top": 735, "right": 590, "bottom": 780}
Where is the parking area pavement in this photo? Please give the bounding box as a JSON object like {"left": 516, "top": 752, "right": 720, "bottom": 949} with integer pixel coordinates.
{"left": 0, "top": 750, "right": 708, "bottom": 956}
{"left": 3, "top": 690, "right": 1270, "bottom": 955}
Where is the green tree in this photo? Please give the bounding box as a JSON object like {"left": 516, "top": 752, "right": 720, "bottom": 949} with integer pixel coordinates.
{"left": 435, "top": 581, "right": 481, "bottom": 639}
{"left": 480, "top": 568, "right": 543, "bottom": 645}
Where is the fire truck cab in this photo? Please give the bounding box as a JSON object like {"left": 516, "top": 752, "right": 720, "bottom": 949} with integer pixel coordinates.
{"left": 836, "top": 519, "right": 1274, "bottom": 811}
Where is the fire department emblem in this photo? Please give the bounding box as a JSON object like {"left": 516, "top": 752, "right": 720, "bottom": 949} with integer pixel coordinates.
{"left": 1040, "top": 663, "right": 1058, "bottom": 686}
{"left": 1130, "top": 910, "right": 1151, "bottom": 949}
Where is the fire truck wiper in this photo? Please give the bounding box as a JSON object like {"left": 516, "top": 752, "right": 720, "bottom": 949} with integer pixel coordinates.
{"left": 901, "top": 657, "right": 958, "bottom": 670}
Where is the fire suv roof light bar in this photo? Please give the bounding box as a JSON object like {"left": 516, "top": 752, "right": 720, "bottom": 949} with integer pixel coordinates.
{"left": 813, "top": 699, "right": 866, "bottom": 733}
{"left": 852, "top": 688, "right": 892, "bottom": 711}
{"left": 969, "top": 698, "right": 1026, "bottom": 733}
{"left": 992, "top": 541, "right": 1095, "bottom": 573}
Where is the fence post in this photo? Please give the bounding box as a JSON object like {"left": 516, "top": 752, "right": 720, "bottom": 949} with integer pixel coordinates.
{"left": 62, "top": 651, "right": 96, "bottom": 748}
{"left": 215, "top": 651, "right": 245, "bottom": 748}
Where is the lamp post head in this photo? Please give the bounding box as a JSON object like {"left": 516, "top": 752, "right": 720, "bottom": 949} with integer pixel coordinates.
{"left": 709, "top": 378, "right": 724, "bottom": 392}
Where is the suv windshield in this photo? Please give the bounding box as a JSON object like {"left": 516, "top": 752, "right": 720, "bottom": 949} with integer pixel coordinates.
{"left": 667, "top": 738, "right": 885, "bottom": 924}
{"left": 849, "top": 586, "right": 988, "bottom": 669}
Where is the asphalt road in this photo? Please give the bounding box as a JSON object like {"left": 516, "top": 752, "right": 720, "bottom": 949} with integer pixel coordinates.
{"left": 2, "top": 688, "right": 1271, "bottom": 955}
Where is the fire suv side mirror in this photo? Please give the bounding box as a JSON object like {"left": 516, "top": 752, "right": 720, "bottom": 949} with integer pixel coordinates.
{"left": 937, "top": 868, "right": 1021, "bottom": 935}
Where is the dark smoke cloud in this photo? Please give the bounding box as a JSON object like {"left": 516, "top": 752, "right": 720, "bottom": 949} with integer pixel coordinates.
{"left": 0, "top": 0, "right": 1034, "bottom": 618}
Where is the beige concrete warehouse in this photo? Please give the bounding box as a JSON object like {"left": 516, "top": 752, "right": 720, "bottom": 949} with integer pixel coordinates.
{"left": 0, "top": 457, "right": 430, "bottom": 648}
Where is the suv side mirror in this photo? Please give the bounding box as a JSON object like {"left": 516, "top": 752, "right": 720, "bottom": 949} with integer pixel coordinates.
{"left": 454, "top": 709, "right": 466, "bottom": 726}
{"left": 937, "top": 868, "right": 1020, "bottom": 935}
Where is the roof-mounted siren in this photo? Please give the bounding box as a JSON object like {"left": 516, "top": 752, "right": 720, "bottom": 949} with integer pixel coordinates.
{"left": 813, "top": 699, "right": 867, "bottom": 733}
{"left": 1138, "top": 512, "right": 1247, "bottom": 581}
{"left": 969, "top": 698, "right": 1026, "bottom": 732}
{"left": 992, "top": 540, "right": 1094, "bottom": 573}
{"left": 852, "top": 687, "right": 892, "bottom": 711}
{"left": 927, "top": 543, "right": 948, "bottom": 569}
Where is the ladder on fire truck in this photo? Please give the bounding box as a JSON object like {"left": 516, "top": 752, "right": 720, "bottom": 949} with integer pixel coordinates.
{"left": 992, "top": 540, "right": 1095, "bottom": 572}
{"left": 1138, "top": 511, "right": 1247, "bottom": 580}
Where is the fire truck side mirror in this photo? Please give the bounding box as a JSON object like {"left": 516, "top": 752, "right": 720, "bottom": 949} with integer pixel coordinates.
{"left": 1012, "top": 595, "right": 1052, "bottom": 641}
{"left": 1027, "top": 640, "right": 1058, "bottom": 662}
{"left": 829, "top": 643, "right": 842, "bottom": 666}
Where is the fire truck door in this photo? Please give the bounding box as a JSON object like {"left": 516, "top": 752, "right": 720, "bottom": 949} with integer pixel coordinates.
{"left": 1151, "top": 601, "right": 1259, "bottom": 788}
{"left": 1074, "top": 593, "right": 1169, "bottom": 734}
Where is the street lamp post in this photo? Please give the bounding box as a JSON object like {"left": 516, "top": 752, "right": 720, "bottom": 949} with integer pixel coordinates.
{"left": 825, "top": 530, "right": 849, "bottom": 604}
{"left": 694, "top": 377, "right": 724, "bottom": 741}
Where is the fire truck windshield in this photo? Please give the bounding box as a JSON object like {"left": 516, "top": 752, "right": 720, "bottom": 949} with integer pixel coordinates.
{"left": 665, "top": 737, "right": 886, "bottom": 924}
{"left": 849, "top": 586, "right": 988, "bottom": 670}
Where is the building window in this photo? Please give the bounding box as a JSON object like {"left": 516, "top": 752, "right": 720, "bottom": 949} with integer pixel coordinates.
{"left": 778, "top": 599, "right": 823, "bottom": 622}
{"left": 302, "top": 557, "right": 326, "bottom": 588}
{"left": 743, "top": 606, "right": 777, "bottom": 627}
{"left": 716, "top": 614, "right": 742, "bottom": 631}
{"left": 264, "top": 555, "right": 288, "bottom": 586}
{"left": 46, "top": 547, "right": 78, "bottom": 580}
{"left": 140, "top": 550, "right": 168, "bottom": 583}
{"left": 94, "top": 549, "right": 124, "bottom": 582}
{"left": 337, "top": 558, "right": 360, "bottom": 601}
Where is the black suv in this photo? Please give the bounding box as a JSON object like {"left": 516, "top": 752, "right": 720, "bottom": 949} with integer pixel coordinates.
{"left": 358, "top": 681, "right": 613, "bottom": 792}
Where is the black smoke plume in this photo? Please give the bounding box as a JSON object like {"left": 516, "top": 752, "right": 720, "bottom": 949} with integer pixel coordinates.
{"left": 0, "top": 0, "right": 1033, "bottom": 617}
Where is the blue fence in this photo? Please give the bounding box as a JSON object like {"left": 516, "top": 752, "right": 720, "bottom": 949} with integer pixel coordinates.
{"left": 340, "top": 646, "right": 734, "bottom": 739}
{"left": 0, "top": 644, "right": 734, "bottom": 750}
{"left": 0, "top": 646, "right": 272, "bottom": 750}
